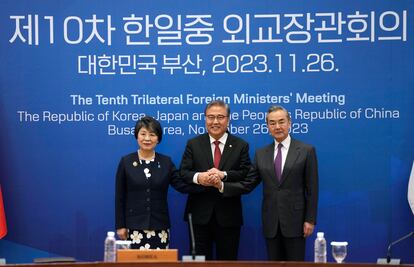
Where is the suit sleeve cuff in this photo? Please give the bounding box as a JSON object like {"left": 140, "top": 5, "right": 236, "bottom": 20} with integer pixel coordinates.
{"left": 219, "top": 181, "right": 224, "bottom": 193}
{"left": 193, "top": 173, "right": 199, "bottom": 184}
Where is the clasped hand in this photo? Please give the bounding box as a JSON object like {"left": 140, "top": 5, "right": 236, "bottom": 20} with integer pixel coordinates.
{"left": 197, "top": 168, "right": 224, "bottom": 190}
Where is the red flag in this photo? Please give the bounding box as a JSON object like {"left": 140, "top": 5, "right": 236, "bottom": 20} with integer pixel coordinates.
{"left": 0, "top": 185, "right": 7, "bottom": 239}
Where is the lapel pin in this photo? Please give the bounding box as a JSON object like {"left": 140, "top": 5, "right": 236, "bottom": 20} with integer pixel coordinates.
{"left": 133, "top": 161, "right": 138, "bottom": 167}
{"left": 229, "top": 145, "right": 232, "bottom": 148}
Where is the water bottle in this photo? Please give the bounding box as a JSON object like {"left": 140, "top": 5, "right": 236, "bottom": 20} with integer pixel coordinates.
{"left": 104, "top": 231, "right": 116, "bottom": 262}
{"left": 314, "top": 232, "right": 327, "bottom": 263}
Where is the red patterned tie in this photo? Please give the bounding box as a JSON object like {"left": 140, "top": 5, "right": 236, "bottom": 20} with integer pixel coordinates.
{"left": 213, "top": 140, "right": 221, "bottom": 168}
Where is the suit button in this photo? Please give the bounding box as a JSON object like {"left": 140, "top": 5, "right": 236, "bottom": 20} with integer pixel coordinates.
{"left": 146, "top": 198, "right": 150, "bottom": 202}
{"left": 146, "top": 207, "right": 150, "bottom": 211}
{"left": 146, "top": 189, "right": 150, "bottom": 193}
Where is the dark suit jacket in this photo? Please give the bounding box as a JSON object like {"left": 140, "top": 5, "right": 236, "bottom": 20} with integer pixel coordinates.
{"left": 225, "top": 138, "right": 318, "bottom": 238}
{"left": 179, "top": 133, "right": 251, "bottom": 227}
{"left": 115, "top": 152, "right": 198, "bottom": 230}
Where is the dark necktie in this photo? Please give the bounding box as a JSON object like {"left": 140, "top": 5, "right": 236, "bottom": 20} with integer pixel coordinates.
{"left": 274, "top": 143, "right": 283, "bottom": 181}
{"left": 213, "top": 140, "right": 221, "bottom": 168}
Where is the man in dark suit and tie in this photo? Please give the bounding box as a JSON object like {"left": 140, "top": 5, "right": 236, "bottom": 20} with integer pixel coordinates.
{"left": 179, "top": 100, "right": 251, "bottom": 260}
{"left": 225, "top": 105, "right": 318, "bottom": 261}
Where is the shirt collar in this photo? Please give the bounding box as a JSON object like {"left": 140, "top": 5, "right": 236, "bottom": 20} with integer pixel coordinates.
{"left": 209, "top": 132, "right": 228, "bottom": 144}
{"left": 274, "top": 134, "right": 291, "bottom": 150}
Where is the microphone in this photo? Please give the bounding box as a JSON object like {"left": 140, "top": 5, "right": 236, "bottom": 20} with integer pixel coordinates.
{"left": 188, "top": 213, "right": 196, "bottom": 259}
{"left": 386, "top": 231, "right": 414, "bottom": 263}
{"left": 182, "top": 213, "right": 205, "bottom": 262}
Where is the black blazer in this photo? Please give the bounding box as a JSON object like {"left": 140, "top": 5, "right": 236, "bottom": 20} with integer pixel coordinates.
{"left": 225, "top": 138, "right": 318, "bottom": 238}
{"left": 179, "top": 133, "right": 251, "bottom": 227}
{"left": 115, "top": 152, "right": 197, "bottom": 230}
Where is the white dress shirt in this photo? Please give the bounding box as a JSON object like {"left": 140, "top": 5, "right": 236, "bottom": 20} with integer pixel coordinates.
{"left": 274, "top": 135, "right": 291, "bottom": 175}
{"left": 193, "top": 133, "right": 228, "bottom": 192}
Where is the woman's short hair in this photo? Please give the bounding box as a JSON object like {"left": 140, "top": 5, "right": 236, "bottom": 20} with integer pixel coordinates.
{"left": 134, "top": 116, "right": 163, "bottom": 143}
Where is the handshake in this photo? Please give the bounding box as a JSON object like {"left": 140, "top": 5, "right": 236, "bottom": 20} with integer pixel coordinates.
{"left": 196, "top": 168, "right": 225, "bottom": 191}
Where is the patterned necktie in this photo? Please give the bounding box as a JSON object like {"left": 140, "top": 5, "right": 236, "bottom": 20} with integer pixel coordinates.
{"left": 213, "top": 140, "right": 221, "bottom": 168}
{"left": 274, "top": 143, "right": 283, "bottom": 181}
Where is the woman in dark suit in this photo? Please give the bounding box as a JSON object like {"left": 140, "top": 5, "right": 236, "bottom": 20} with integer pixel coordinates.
{"left": 115, "top": 116, "right": 196, "bottom": 249}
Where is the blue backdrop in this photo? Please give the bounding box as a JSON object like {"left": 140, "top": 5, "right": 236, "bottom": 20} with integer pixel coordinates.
{"left": 1, "top": 0, "right": 413, "bottom": 264}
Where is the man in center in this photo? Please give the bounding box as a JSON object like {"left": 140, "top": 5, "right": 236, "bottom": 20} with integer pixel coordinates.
{"left": 179, "top": 100, "right": 251, "bottom": 260}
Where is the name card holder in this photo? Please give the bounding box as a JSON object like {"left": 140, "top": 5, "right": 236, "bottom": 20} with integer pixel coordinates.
{"left": 117, "top": 249, "right": 178, "bottom": 262}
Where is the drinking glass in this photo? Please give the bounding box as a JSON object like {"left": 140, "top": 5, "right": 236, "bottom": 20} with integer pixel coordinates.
{"left": 331, "top": 241, "right": 348, "bottom": 263}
